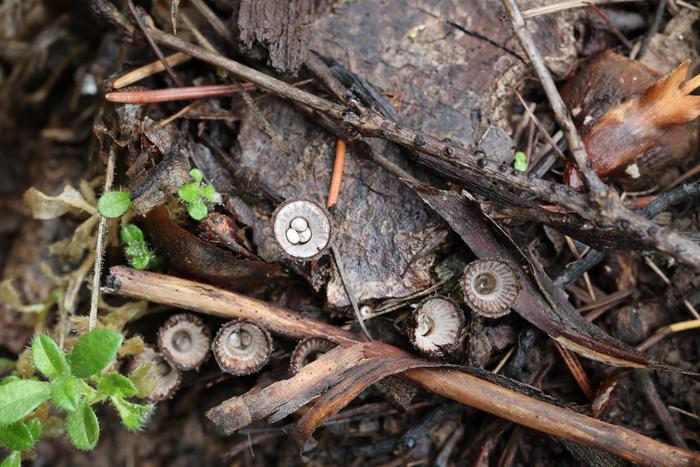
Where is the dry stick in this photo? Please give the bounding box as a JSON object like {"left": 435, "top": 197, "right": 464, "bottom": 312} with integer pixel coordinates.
{"left": 327, "top": 138, "right": 346, "bottom": 208}
{"left": 106, "top": 83, "right": 256, "bottom": 104}
{"left": 636, "top": 370, "right": 689, "bottom": 449}
{"left": 189, "top": 0, "right": 234, "bottom": 45}
{"left": 143, "top": 28, "right": 700, "bottom": 269}
{"left": 89, "top": 147, "right": 116, "bottom": 331}
{"left": 106, "top": 267, "right": 700, "bottom": 465}
{"left": 636, "top": 0, "right": 669, "bottom": 60}
{"left": 587, "top": 2, "right": 634, "bottom": 50}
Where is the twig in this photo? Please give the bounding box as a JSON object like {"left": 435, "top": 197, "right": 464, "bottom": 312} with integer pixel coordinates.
{"left": 106, "top": 83, "right": 256, "bottom": 104}
{"left": 587, "top": 2, "right": 634, "bottom": 50}
{"left": 143, "top": 27, "right": 700, "bottom": 269}
{"left": 327, "top": 138, "right": 346, "bottom": 208}
{"left": 127, "top": 0, "right": 184, "bottom": 87}
{"left": 636, "top": 370, "right": 688, "bottom": 448}
{"left": 637, "top": 319, "right": 700, "bottom": 352}
{"left": 189, "top": 0, "right": 234, "bottom": 45}
{"left": 89, "top": 146, "right": 116, "bottom": 331}
{"left": 331, "top": 243, "right": 371, "bottom": 339}
{"left": 635, "top": 0, "right": 669, "bottom": 60}
{"left": 105, "top": 267, "right": 700, "bottom": 465}
{"left": 554, "top": 342, "right": 594, "bottom": 399}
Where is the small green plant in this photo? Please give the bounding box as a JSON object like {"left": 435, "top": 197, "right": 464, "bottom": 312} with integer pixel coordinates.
{"left": 120, "top": 224, "right": 159, "bottom": 270}
{"left": 96, "top": 191, "right": 131, "bottom": 218}
{"left": 0, "top": 329, "right": 153, "bottom": 465}
{"left": 177, "top": 169, "right": 221, "bottom": 221}
{"left": 513, "top": 151, "right": 528, "bottom": 172}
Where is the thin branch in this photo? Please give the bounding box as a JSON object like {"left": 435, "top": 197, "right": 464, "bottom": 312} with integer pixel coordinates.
{"left": 105, "top": 266, "right": 700, "bottom": 466}
{"left": 89, "top": 146, "right": 116, "bottom": 331}
{"left": 141, "top": 27, "right": 700, "bottom": 269}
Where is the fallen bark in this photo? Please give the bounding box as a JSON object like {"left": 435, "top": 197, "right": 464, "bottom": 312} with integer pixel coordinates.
{"left": 106, "top": 266, "right": 700, "bottom": 466}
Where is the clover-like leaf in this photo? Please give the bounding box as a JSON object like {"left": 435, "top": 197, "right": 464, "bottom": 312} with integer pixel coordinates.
{"left": 0, "top": 451, "right": 20, "bottom": 467}
{"left": 98, "top": 373, "right": 137, "bottom": 398}
{"left": 186, "top": 201, "right": 208, "bottom": 221}
{"left": 67, "top": 329, "right": 123, "bottom": 378}
{"left": 96, "top": 191, "right": 131, "bottom": 218}
{"left": 32, "top": 335, "right": 68, "bottom": 379}
{"left": 50, "top": 376, "right": 82, "bottom": 412}
{"left": 120, "top": 225, "right": 158, "bottom": 270}
{"left": 0, "top": 379, "right": 51, "bottom": 425}
{"left": 110, "top": 397, "right": 153, "bottom": 431}
{"left": 66, "top": 403, "right": 99, "bottom": 451}
{"left": 177, "top": 169, "right": 219, "bottom": 221}
{"left": 0, "top": 420, "right": 38, "bottom": 451}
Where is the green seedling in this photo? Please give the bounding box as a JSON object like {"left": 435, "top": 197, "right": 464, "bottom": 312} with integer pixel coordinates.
{"left": 120, "top": 225, "right": 159, "bottom": 270}
{"left": 177, "top": 169, "right": 221, "bottom": 221}
{"left": 0, "top": 330, "right": 154, "bottom": 464}
{"left": 513, "top": 151, "right": 528, "bottom": 172}
{"left": 96, "top": 191, "right": 131, "bottom": 218}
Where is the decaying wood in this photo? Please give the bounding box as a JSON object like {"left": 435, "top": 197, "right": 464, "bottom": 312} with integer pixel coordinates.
{"left": 235, "top": 0, "right": 313, "bottom": 75}
{"left": 106, "top": 266, "right": 700, "bottom": 465}
{"left": 144, "top": 27, "right": 700, "bottom": 270}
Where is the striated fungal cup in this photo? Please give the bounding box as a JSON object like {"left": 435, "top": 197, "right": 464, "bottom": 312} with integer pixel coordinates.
{"left": 289, "top": 337, "right": 337, "bottom": 375}
{"left": 129, "top": 346, "right": 182, "bottom": 401}
{"left": 461, "top": 259, "right": 520, "bottom": 318}
{"left": 271, "top": 199, "right": 332, "bottom": 260}
{"left": 409, "top": 296, "right": 465, "bottom": 357}
{"left": 212, "top": 320, "right": 272, "bottom": 375}
{"left": 157, "top": 313, "right": 211, "bottom": 371}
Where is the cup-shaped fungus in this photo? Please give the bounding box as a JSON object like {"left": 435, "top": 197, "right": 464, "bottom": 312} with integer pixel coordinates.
{"left": 289, "top": 337, "right": 337, "bottom": 375}
{"left": 212, "top": 320, "right": 272, "bottom": 375}
{"left": 409, "top": 296, "right": 465, "bottom": 357}
{"left": 271, "top": 199, "right": 332, "bottom": 260}
{"left": 129, "top": 346, "right": 182, "bottom": 401}
{"left": 157, "top": 313, "right": 211, "bottom": 371}
{"left": 461, "top": 259, "right": 520, "bottom": 318}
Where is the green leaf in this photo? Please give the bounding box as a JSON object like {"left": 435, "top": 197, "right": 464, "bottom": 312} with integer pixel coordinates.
{"left": 110, "top": 397, "right": 153, "bottom": 431}
{"left": 0, "top": 451, "right": 20, "bottom": 467}
{"left": 189, "top": 168, "right": 203, "bottom": 183}
{"left": 121, "top": 225, "right": 158, "bottom": 270}
{"left": 96, "top": 191, "right": 131, "bottom": 218}
{"left": 50, "top": 376, "right": 82, "bottom": 412}
{"left": 31, "top": 335, "right": 68, "bottom": 379}
{"left": 25, "top": 419, "right": 41, "bottom": 443}
{"left": 129, "top": 362, "right": 158, "bottom": 399}
{"left": 186, "top": 201, "right": 208, "bottom": 221}
{"left": 177, "top": 183, "right": 198, "bottom": 204}
{"left": 0, "top": 421, "right": 36, "bottom": 451}
{"left": 98, "top": 373, "right": 137, "bottom": 398}
{"left": 513, "top": 151, "right": 528, "bottom": 172}
{"left": 0, "top": 379, "right": 51, "bottom": 425}
{"left": 66, "top": 403, "right": 99, "bottom": 450}
{"left": 67, "top": 329, "right": 123, "bottom": 378}
{"left": 120, "top": 224, "right": 145, "bottom": 244}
